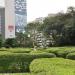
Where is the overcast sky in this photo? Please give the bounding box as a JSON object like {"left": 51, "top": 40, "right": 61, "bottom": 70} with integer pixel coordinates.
{"left": 0, "top": 0, "right": 75, "bottom": 22}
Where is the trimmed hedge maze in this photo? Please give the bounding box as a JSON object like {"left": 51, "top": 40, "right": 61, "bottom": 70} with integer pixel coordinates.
{"left": 0, "top": 47, "right": 75, "bottom": 74}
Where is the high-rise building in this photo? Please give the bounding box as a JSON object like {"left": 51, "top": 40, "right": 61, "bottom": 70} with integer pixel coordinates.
{"left": 5, "top": 0, "right": 27, "bottom": 39}
{"left": 0, "top": 7, "right": 5, "bottom": 38}
{"left": 15, "top": 0, "right": 27, "bottom": 32}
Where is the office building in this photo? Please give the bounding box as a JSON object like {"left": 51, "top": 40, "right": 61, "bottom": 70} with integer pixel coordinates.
{"left": 15, "top": 0, "right": 27, "bottom": 32}
{"left": 0, "top": 7, "right": 5, "bottom": 38}
{"left": 5, "top": 0, "right": 27, "bottom": 39}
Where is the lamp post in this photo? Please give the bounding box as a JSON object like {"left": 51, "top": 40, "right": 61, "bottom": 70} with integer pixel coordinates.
{"left": 28, "top": 34, "right": 30, "bottom": 38}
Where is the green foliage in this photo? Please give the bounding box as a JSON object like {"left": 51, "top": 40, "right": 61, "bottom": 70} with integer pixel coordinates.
{"left": 9, "top": 48, "right": 31, "bottom": 53}
{"left": 0, "top": 52, "right": 55, "bottom": 73}
{"left": 30, "top": 50, "right": 48, "bottom": 54}
{"left": 0, "top": 48, "right": 32, "bottom": 53}
{"left": 0, "top": 35, "right": 3, "bottom": 48}
{"left": 4, "top": 38, "right": 17, "bottom": 48}
{"left": 0, "top": 47, "right": 75, "bottom": 74}
{"left": 44, "top": 47, "right": 75, "bottom": 58}
{"left": 25, "top": 6, "right": 75, "bottom": 46}
{"left": 66, "top": 53, "right": 75, "bottom": 60}
{"left": 16, "top": 32, "right": 33, "bottom": 48}
{"left": 30, "top": 58, "right": 75, "bottom": 75}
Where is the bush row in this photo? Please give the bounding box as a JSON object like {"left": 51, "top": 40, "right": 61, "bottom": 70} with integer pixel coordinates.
{"left": 30, "top": 58, "right": 75, "bottom": 75}
{"left": 0, "top": 47, "right": 75, "bottom": 61}
{"left": 0, "top": 48, "right": 32, "bottom": 54}
{"left": 40, "top": 47, "right": 75, "bottom": 58}
{"left": 66, "top": 53, "right": 75, "bottom": 60}
{"left": 0, "top": 53, "right": 55, "bottom": 73}
{"left": 8, "top": 48, "right": 31, "bottom": 53}
{"left": 1, "top": 47, "right": 75, "bottom": 60}
{"left": 29, "top": 47, "right": 75, "bottom": 60}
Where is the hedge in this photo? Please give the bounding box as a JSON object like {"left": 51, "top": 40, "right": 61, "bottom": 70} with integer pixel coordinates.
{"left": 0, "top": 48, "right": 32, "bottom": 53}
{"left": 66, "top": 53, "right": 75, "bottom": 60}
{"left": 9, "top": 48, "right": 31, "bottom": 53}
{"left": 44, "top": 47, "right": 75, "bottom": 58}
{"left": 30, "top": 50, "right": 48, "bottom": 54}
{"left": 0, "top": 53, "right": 55, "bottom": 73}
{"left": 30, "top": 58, "right": 75, "bottom": 75}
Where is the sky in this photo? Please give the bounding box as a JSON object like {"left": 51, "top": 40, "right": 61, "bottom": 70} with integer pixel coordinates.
{"left": 0, "top": 0, "right": 75, "bottom": 22}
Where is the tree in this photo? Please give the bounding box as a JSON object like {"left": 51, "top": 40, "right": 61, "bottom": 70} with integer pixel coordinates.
{"left": 26, "top": 6, "right": 75, "bottom": 46}
{"left": 40, "top": 6, "right": 75, "bottom": 46}
{"left": 4, "top": 38, "right": 17, "bottom": 48}
{"left": 0, "top": 35, "right": 3, "bottom": 48}
{"left": 67, "top": 6, "right": 75, "bottom": 14}
{"left": 15, "top": 32, "right": 33, "bottom": 48}
{"left": 26, "top": 22, "right": 42, "bottom": 50}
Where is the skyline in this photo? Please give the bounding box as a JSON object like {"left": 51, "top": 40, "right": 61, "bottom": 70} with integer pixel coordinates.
{"left": 0, "top": 0, "right": 75, "bottom": 22}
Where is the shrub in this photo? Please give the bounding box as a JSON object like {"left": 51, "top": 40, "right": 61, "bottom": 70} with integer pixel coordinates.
{"left": 44, "top": 47, "right": 75, "bottom": 58}
{"left": 66, "top": 53, "right": 75, "bottom": 60}
{"left": 30, "top": 58, "right": 75, "bottom": 75}
{"left": 30, "top": 50, "right": 48, "bottom": 54}
{"left": 0, "top": 48, "right": 31, "bottom": 53}
{"left": 0, "top": 35, "right": 3, "bottom": 48}
{"left": 55, "top": 50, "right": 70, "bottom": 58}
{"left": 0, "top": 48, "right": 8, "bottom": 51}
{"left": 9, "top": 48, "right": 31, "bottom": 53}
{"left": 4, "top": 38, "right": 18, "bottom": 48}
{"left": 56, "top": 49, "right": 75, "bottom": 58}
{"left": 43, "top": 47, "right": 66, "bottom": 56}
{"left": 0, "top": 53, "right": 55, "bottom": 73}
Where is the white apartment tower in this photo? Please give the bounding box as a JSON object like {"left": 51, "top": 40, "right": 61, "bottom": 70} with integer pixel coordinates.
{"left": 5, "top": 0, "right": 27, "bottom": 39}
